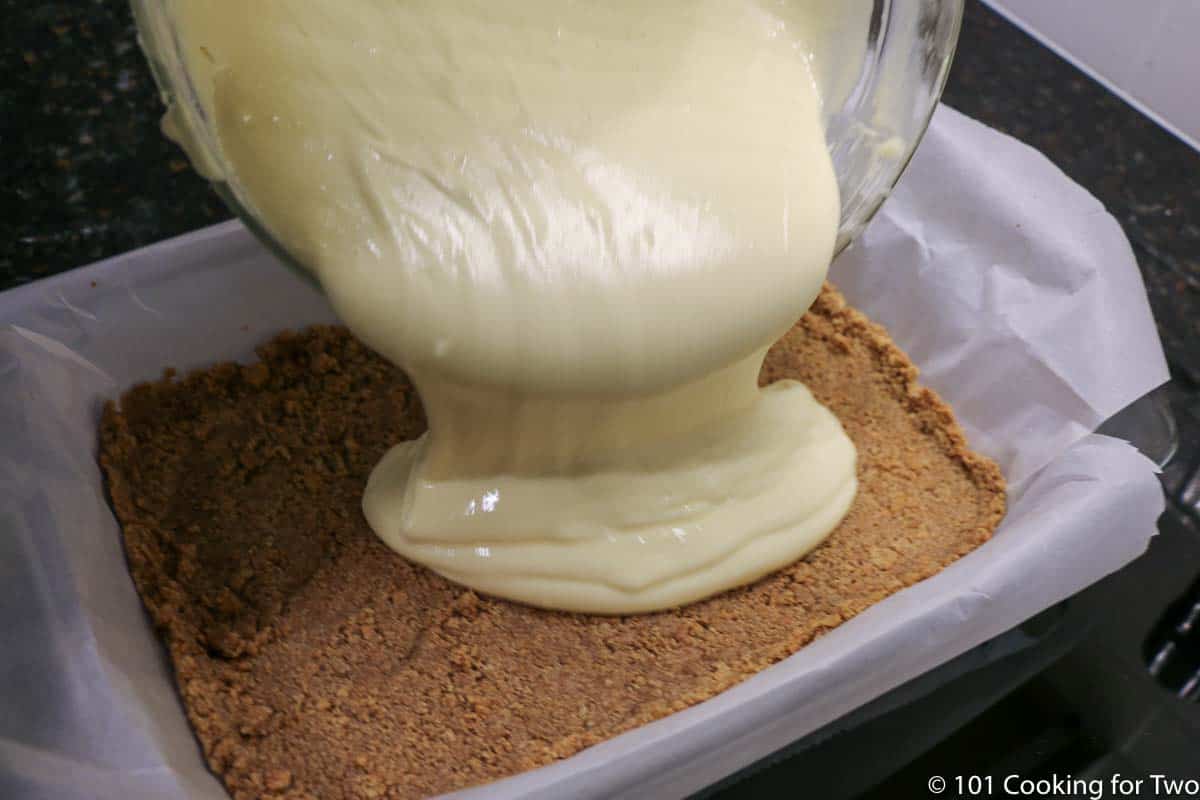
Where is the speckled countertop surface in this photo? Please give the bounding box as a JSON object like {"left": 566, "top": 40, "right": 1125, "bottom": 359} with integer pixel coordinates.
{"left": 2, "top": 0, "right": 226, "bottom": 285}
{"left": 3, "top": 3, "right": 1198, "bottom": 373}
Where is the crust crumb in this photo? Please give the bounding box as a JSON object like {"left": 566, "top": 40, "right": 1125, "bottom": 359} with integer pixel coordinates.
{"left": 100, "top": 283, "right": 1005, "bottom": 800}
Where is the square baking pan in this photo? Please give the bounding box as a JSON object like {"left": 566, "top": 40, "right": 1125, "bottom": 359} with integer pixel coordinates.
{"left": 0, "top": 107, "right": 1169, "bottom": 799}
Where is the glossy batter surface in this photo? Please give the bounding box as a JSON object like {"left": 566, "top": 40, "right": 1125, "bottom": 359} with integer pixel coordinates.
{"left": 165, "top": 0, "right": 857, "bottom": 612}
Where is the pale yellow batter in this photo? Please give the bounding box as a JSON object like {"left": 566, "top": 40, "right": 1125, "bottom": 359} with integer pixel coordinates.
{"left": 161, "top": 0, "right": 858, "bottom": 613}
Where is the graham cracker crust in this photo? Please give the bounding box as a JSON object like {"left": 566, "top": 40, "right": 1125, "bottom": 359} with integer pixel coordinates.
{"left": 100, "top": 283, "right": 1006, "bottom": 800}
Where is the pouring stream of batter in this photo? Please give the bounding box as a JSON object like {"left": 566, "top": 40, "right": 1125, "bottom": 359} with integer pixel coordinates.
{"left": 165, "top": 0, "right": 857, "bottom": 613}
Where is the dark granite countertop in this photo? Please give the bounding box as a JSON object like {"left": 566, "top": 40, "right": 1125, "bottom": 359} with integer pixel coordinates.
{"left": 2, "top": 0, "right": 228, "bottom": 285}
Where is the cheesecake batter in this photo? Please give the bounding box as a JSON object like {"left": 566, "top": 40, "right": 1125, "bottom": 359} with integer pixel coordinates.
{"left": 162, "top": 0, "right": 858, "bottom": 613}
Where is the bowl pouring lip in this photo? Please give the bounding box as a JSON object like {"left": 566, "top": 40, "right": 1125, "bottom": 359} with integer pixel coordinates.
{"left": 831, "top": 0, "right": 965, "bottom": 256}
{"left": 130, "top": 0, "right": 964, "bottom": 277}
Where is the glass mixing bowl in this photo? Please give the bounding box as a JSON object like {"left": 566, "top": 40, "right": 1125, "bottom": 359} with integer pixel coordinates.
{"left": 131, "top": 0, "right": 962, "bottom": 272}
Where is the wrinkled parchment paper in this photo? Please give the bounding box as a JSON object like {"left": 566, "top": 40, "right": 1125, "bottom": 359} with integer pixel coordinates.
{"left": 0, "top": 106, "right": 1169, "bottom": 800}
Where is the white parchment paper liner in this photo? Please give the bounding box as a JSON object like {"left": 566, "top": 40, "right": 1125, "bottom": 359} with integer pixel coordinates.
{"left": 0, "top": 106, "right": 1169, "bottom": 799}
